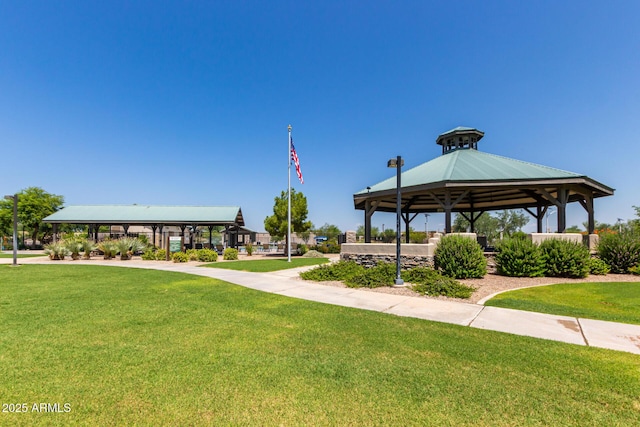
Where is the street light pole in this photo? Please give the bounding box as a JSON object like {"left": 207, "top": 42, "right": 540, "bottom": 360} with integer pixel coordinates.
{"left": 4, "top": 194, "right": 18, "bottom": 266}
{"left": 546, "top": 207, "right": 556, "bottom": 233}
{"left": 388, "top": 156, "right": 404, "bottom": 286}
{"left": 424, "top": 213, "right": 430, "bottom": 239}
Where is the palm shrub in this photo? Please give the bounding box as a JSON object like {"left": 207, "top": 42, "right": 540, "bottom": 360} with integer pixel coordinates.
{"left": 223, "top": 248, "right": 239, "bottom": 260}
{"left": 63, "top": 237, "right": 84, "bottom": 260}
{"left": 494, "top": 238, "right": 546, "bottom": 277}
{"left": 539, "top": 238, "right": 590, "bottom": 278}
{"left": 596, "top": 231, "right": 640, "bottom": 274}
{"left": 44, "top": 242, "right": 70, "bottom": 260}
{"left": 97, "top": 240, "right": 118, "bottom": 260}
{"left": 434, "top": 235, "right": 487, "bottom": 279}
{"left": 81, "top": 239, "right": 97, "bottom": 260}
{"left": 405, "top": 267, "right": 475, "bottom": 298}
{"left": 116, "top": 237, "right": 135, "bottom": 260}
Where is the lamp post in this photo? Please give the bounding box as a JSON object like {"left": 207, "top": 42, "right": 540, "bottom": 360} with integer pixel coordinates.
{"left": 387, "top": 156, "right": 404, "bottom": 286}
{"left": 4, "top": 194, "right": 18, "bottom": 266}
{"left": 424, "top": 213, "right": 430, "bottom": 239}
{"left": 546, "top": 207, "right": 556, "bottom": 233}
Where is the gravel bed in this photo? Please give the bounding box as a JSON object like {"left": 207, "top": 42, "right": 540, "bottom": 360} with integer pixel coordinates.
{"left": 297, "top": 273, "right": 640, "bottom": 305}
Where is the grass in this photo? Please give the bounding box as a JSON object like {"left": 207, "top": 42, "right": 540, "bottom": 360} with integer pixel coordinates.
{"left": 202, "top": 257, "right": 329, "bottom": 272}
{"left": 485, "top": 282, "right": 640, "bottom": 325}
{"left": 1, "top": 265, "right": 640, "bottom": 426}
{"left": 0, "top": 253, "right": 46, "bottom": 258}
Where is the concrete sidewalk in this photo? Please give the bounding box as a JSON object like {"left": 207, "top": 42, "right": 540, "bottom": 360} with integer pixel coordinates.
{"left": 4, "top": 256, "right": 640, "bottom": 355}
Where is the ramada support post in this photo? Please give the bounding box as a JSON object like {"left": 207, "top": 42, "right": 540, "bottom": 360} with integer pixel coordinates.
{"left": 151, "top": 225, "right": 158, "bottom": 247}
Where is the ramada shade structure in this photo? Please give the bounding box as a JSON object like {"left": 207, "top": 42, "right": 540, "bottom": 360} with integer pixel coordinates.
{"left": 43, "top": 205, "right": 245, "bottom": 248}
{"left": 354, "top": 127, "right": 614, "bottom": 242}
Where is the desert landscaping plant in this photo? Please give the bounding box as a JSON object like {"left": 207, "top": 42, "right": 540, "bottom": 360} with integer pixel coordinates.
{"left": 97, "top": 240, "right": 118, "bottom": 260}
{"left": 223, "top": 248, "right": 239, "bottom": 260}
{"left": 405, "top": 267, "right": 475, "bottom": 298}
{"left": 196, "top": 248, "right": 218, "bottom": 262}
{"left": 495, "top": 238, "right": 546, "bottom": 277}
{"left": 434, "top": 235, "right": 487, "bottom": 279}
{"left": 596, "top": 231, "right": 640, "bottom": 274}
{"left": 81, "top": 239, "right": 97, "bottom": 259}
{"left": 539, "top": 238, "right": 590, "bottom": 278}
{"left": 172, "top": 251, "right": 189, "bottom": 263}
{"left": 44, "top": 242, "right": 71, "bottom": 260}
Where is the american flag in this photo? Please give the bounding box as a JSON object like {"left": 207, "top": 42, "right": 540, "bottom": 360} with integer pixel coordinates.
{"left": 291, "top": 139, "right": 304, "bottom": 184}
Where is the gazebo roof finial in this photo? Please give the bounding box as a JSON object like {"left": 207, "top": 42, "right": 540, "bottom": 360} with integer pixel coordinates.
{"left": 436, "top": 126, "right": 484, "bottom": 154}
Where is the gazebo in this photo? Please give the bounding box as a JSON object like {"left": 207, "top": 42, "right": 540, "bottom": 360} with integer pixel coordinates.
{"left": 354, "top": 127, "right": 614, "bottom": 243}
{"left": 43, "top": 205, "right": 245, "bottom": 248}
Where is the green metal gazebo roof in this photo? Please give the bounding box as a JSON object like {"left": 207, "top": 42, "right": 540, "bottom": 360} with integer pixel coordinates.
{"left": 43, "top": 205, "right": 244, "bottom": 226}
{"left": 356, "top": 149, "right": 587, "bottom": 195}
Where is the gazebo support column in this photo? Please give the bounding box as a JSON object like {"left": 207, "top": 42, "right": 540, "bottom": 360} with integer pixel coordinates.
{"left": 579, "top": 195, "right": 595, "bottom": 234}
{"left": 158, "top": 225, "right": 164, "bottom": 249}
{"left": 151, "top": 225, "right": 158, "bottom": 247}
{"left": 123, "top": 224, "right": 130, "bottom": 237}
{"left": 363, "top": 200, "right": 379, "bottom": 243}
{"left": 208, "top": 225, "right": 214, "bottom": 248}
{"left": 93, "top": 224, "right": 99, "bottom": 242}
{"left": 557, "top": 188, "right": 568, "bottom": 233}
{"left": 524, "top": 205, "right": 546, "bottom": 233}
{"left": 402, "top": 211, "right": 419, "bottom": 243}
{"left": 53, "top": 223, "right": 58, "bottom": 243}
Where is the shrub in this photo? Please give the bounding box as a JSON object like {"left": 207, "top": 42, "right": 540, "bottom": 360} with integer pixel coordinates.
{"left": 81, "top": 239, "right": 97, "bottom": 260}
{"left": 300, "top": 260, "right": 364, "bottom": 281}
{"left": 495, "top": 238, "right": 546, "bottom": 277}
{"left": 405, "top": 267, "right": 475, "bottom": 299}
{"left": 539, "top": 238, "right": 590, "bottom": 278}
{"left": 141, "top": 248, "right": 157, "bottom": 260}
{"left": 186, "top": 248, "right": 199, "bottom": 261}
{"left": 172, "top": 252, "right": 189, "bottom": 263}
{"left": 345, "top": 262, "right": 396, "bottom": 288}
{"left": 629, "top": 265, "right": 640, "bottom": 275}
{"left": 434, "top": 235, "right": 487, "bottom": 279}
{"left": 597, "top": 231, "right": 640, "bottom": 274}
{"left": 44, "top": 242, "right": 71, "bottom": 260}
{"left": 223, "top": 248, "right": 239, "bottom": 260}
{"left": 197, "top": 248, "right": 218, "bottom": 262}
{"left": 245, "top": 243, "right": 254, "bottom": 256}
{"left": 63, "top": 238, "right": 84, "bottom": 260}
{"left": 588, "top": 257, "right": 610, "bottom": 275}
{"left": 97, "top": 240, "right": 118, "bottom": 260}
{"left": 302, "top": 250, "right": 324, "bottom": 258}
{"left": 298, "top": 243, "right": 308, "bottom": 256}
{"left": 155, "top": 249, "right": 167, "bottom": 260}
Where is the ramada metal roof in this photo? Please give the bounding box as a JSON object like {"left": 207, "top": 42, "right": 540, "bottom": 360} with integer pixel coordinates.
{"left": 354, "top": 148, "right": 614, "bottom": 213}
{"left": 43, "top": 205, "right": 245, "bottom": 226}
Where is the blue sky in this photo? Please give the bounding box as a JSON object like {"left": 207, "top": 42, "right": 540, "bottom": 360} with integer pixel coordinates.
{"left": 1, "top": 1, "right": 639, "bottom": 233}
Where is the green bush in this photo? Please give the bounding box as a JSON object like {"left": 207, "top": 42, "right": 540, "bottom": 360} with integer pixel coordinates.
{"left": 172, "top": 252, "right": 189, "bottom": 263}
{"left": 405, "top": 267, "right": 475, "bottom": 299}
{"left": 245, "top": 243, "right": 254, "bottom": 256}
{"left": 197, "top": 248, "right": 218, "bottom": 262}
{"left": 186, "top": 249, "right": 199, "bottom": 261}
{"left": 141, "top": 248, "right": 157, "bottom": 260}
{"left": 434, "top": 235, "right": 487, "bottom": 279}
{"left": 629, "top": 265, "right": 640, "bottom": 275}
{"left": 300, "top": 260, "right": 364, "bottom": 281}
{"left": 155, "top": 249, "right": 167, "bottom": 260}
{"left": 298, "top": 244, "right": 308, "bottom": 256}
{"left": 223, "top": 248, "right": 239, "bottom": 260}
{"left": 495, "top": 238, "right": 546, "bottom": 277}
{"left": 345, "top": 262, "right": 396, "bottom": 288}
{"left": 588, "top": 257, "right": 610, "bottom": 275}
{"left": 44, "top": 242, "right": 71, "bottom": 260}
{"left": 597, "top": 231, "right": 640, "bottom": 274}
{"left": 539, "top": 238, "right": 590, "bottom": 278}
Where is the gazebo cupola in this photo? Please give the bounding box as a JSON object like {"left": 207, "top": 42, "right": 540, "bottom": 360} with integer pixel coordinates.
{"left": 436, "top": 126, "right": 485, "bottom": 154}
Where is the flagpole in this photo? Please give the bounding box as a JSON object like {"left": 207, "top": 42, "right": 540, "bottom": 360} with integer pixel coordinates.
{"left": 287, "top": 124, "right": 292, "bottom": 262}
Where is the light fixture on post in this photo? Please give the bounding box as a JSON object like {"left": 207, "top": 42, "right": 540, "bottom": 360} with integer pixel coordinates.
{"left": 546, "top": 207, "right": 557, "bottom": 233}
{"left": 424, "top": 213, "right": 430, "bottom": 239}
{"left": 4, "top": 194, "right": 18, "bottom": 266}
{"left": 387, "top": 156, "right": 404, "bottom": 286}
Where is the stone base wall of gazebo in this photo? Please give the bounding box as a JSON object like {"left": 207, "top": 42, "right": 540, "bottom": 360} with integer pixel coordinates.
{"left": 340, "top": 243, "right": 436, "bottom": 268}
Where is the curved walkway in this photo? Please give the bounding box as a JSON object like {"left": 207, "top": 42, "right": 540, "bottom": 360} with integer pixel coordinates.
{"left": 4, "top": 255, "right": 640, "bottom": 355}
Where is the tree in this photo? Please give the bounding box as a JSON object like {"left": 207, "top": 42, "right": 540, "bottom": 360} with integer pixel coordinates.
{"left": 0, "top": 187, "right": 64, "bottom": 249}
{"left": 453, "top": 210, "right": 529, "bottom": 244}
{"left": 356, "top": 225, "right": 380, "bottom": 240}
{"left": 264, "top": 188, "right": 312, "bottom": 253}
{"left": 313, "top": 223, "right": 342, "bottom": 241}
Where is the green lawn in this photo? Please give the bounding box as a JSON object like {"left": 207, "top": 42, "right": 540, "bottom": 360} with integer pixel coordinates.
{"left": 0, "top": 253, "right": 46, "bottom": 258}
{"left": 1, "top": 265, "right": 640, "bottom": 426}
{"left": 202, "top": 257, "right": 329, "bottom": 272}
{"left": 485, "top": 282, "right": 640, "bottom": 325}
